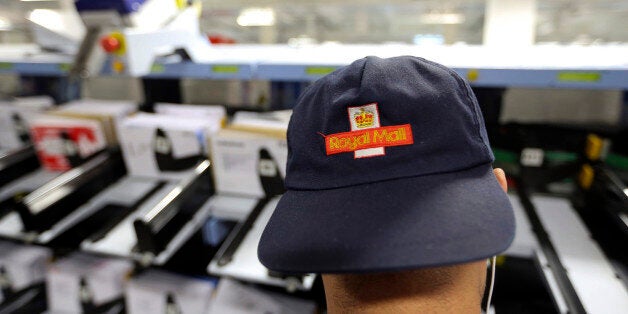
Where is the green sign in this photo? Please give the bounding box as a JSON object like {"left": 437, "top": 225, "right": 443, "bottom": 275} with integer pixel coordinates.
{"left": 545, "top": 151, "right": 577, "bottom": 162}
{"left": 305, "top": 66, "right": 337, "bottom": 76}
{"left": 557, "top": 72, "right": 601, "bottom": 82}
{"left": 151, "top": 64, "right": 165, "bottom": 73}
{"left": 0, "top": 62, "right": 13, "bottom": 70}
{"left": 607, "top": 153, "right": 628, "bottom": 171}
{"left": 212, "top": 65, "right": 239, "bottom": 74}
{"left": 492, "top": 148, "right": 518, "bottom": 163}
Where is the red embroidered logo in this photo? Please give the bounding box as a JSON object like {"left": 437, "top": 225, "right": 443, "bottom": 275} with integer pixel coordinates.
{"left": 323, "top": 103, "right": 414, "bottom": 158}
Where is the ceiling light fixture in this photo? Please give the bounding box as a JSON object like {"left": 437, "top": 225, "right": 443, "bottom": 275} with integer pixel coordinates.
{"left": 237, "top": 8, "right": 275, "bottom": 27}
{"left": 420, "top": 13, "right": 466, "bottom": 25}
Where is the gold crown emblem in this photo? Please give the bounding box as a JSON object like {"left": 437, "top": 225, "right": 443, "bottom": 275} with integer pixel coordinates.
{"left": 354, "top": 109, "right": 375, "bottom": 128}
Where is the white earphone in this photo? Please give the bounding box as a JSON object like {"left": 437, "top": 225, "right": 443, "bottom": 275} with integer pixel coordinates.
{"left": 485, "top": 256, "right": 497, "bottom": 313}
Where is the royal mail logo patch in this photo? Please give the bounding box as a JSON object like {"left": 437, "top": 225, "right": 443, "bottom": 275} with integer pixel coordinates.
{"left": 353, "top": 108, "right": 375, "bottom": 128}
{"left": 323, "top": 103, "right": 414, "bottom": 158}
{"left": 348, "top": 103, "right": 379, "bottom": 130}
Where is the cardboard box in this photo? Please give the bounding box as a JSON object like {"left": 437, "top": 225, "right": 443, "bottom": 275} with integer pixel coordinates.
{"left": 46, "top": 253, "right": 132, "bottom": 313}
{"left": 49, "top": 99, "right": 137, "bottom": 146}
{"left": 30, "top": 116, "right": 108, "bottom": 171}
{"left": 125, "top": 269, "right": 214, "bottom": 314}
{"left": 154, "top": 103, "right": 226, "bottom": 127}
{"left": 210, "top": 111, "right": 290, "bottom": 198}
{"left": 0, "top": 96, "right": 54, "bottom": 150}
{"left": 119, "top": 113, "right": 219, "bottom": 180}
{"left": 230, "top": 110, "right": 291, "bottom": 133}
{"left": 0, "top": 241, "right": 51, "bottom": 295}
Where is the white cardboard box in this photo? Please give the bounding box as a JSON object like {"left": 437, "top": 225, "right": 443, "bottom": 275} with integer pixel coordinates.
{"left": 230, "top": 110, "right": 291, "bottom": 131}
{"left": 154, "top": 103, "right": 226, "bottom": 127}
{"left": 126, "top": 269, "right": 214, "bottom": 314}
{"left": 119, "top": 113, "right": 219, "bottom": 180}
{"left": 0, "top": 241, "right": 51, "bottom": 293}
{"left": 210, "top": 127, "right": 287, "bottom": 198}
{"left": 50, "top": 99, "right": 137, "bottom": 146}
{"left": 46, "top": 253, "right": 132, "bottom": 313}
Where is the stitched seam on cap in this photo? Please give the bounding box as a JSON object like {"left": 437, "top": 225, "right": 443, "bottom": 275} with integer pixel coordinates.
{"left": 463, "top": 82, "right": 491, "bottom": 157}
{"left": 432, "top": 61, "right": 491, "bottom": 158}
{"left": 358, "top": 56, "right": 369, "bottom": 90}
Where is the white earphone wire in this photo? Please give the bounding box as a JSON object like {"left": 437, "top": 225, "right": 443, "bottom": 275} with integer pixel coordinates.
{"left": 485, "top": 256, "right": 497, "bottom": 313}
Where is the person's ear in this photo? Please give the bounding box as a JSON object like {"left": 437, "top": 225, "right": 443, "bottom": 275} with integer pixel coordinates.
{"left": 493, "top": 168, "right": 507, "bottom": 193}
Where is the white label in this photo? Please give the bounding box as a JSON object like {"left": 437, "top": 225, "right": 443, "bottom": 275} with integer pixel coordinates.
{"left": 154, "top": 136, "right": 171, "bottom": 154}
{"left": 259, "top": 159, "right": 277, "bottom": 177}
{"left": 520, "top": 148, "right": 544, "bottom": 167}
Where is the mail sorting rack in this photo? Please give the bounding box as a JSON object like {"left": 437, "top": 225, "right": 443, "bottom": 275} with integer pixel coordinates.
{"left": 209, "top": 196, "right": 317, "bottom": 292}
{"left": 0, "top": 150, "right": 125, "bottom": 244}
{"left": 0, "top": 146, "right": 40, "bottom": 188}
{"left": 507, "top": 189, "right": 628, "bottom": 314}
{"left": 69, "top": 160, "right": 216, "bottom": 268}
{"left": 132, "top": 160, "right": 215, "bottom": 265}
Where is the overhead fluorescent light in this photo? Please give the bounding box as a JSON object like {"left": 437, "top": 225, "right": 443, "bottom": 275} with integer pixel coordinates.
{"left": 237, "top": 8, "right": 275, "bottom": 27}
{"left": 0, "top": 17, "right": 12, "bottom": 31}
{"left": 420, "top": 13, "right": 465, "bottom": 25}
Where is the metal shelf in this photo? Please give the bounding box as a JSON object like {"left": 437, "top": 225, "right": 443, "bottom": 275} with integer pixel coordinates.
{"left": 0, "top": 61, "right": 72, "bottom": 76}
{"left": 451, "top": 68, "right": 628, "bottom": 89}
{"left": 144, "top": 61, "right": 255, "bottom": 80}
{"left": 0, "top": 45, "right": 73, "bottom": 76}
{"left": 112, "top": 43, "right": 628, "bottom": 89}
{"left": 2, "top": 44, "right": 627, "bottom": 89}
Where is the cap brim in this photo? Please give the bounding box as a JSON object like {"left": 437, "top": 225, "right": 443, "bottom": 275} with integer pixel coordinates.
{"left": 258, "top": 163, "right": 515, "bottom": 273}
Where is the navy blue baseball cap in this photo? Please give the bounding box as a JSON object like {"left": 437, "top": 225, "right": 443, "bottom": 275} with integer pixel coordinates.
{"left": 258, "top": 56, "right": 515, "bottom": 273}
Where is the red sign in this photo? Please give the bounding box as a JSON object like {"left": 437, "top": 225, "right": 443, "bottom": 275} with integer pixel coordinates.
{"left": 324, "top": 124, "right": 414, "bottom": 156}
{"left": 31, "top": 126, "right": 104, "bottom": 171}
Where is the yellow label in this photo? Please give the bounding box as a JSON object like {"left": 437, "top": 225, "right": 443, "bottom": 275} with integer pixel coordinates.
{"left": 58, "top": 63, "right": 71, "bottom": 72}
{"left": 151, "top": 64, "right": 165, "bottom": 73}
{"left": 305, "top": 66, "right": 337, "bottom": 76}
{"left": 467, "top": 69, "right": 479, "bottom": 82}
{"left": 175, "top": 0, "right": 187, "bottom": 9}
{"left": 0, "top": 62, "right": 13, "bottom": 70}
{"left": 578, "top": 164, "right": 595, "bottom": 190}
{"left": 585, "top": 134, "right": 604, "bottom": 161}
{"left": 557, "top": 72, "right": 601, "bottom": 82}
{"left": 212, "top": 65, "right": 239, "bottom": 74}
{"left": 112, "top": 60, "right": 125, "bottom": 73}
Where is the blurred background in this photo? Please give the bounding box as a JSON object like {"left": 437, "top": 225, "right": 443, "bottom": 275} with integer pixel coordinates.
{"left": 0, "top": 0, "right": 626, "bottom": 45}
